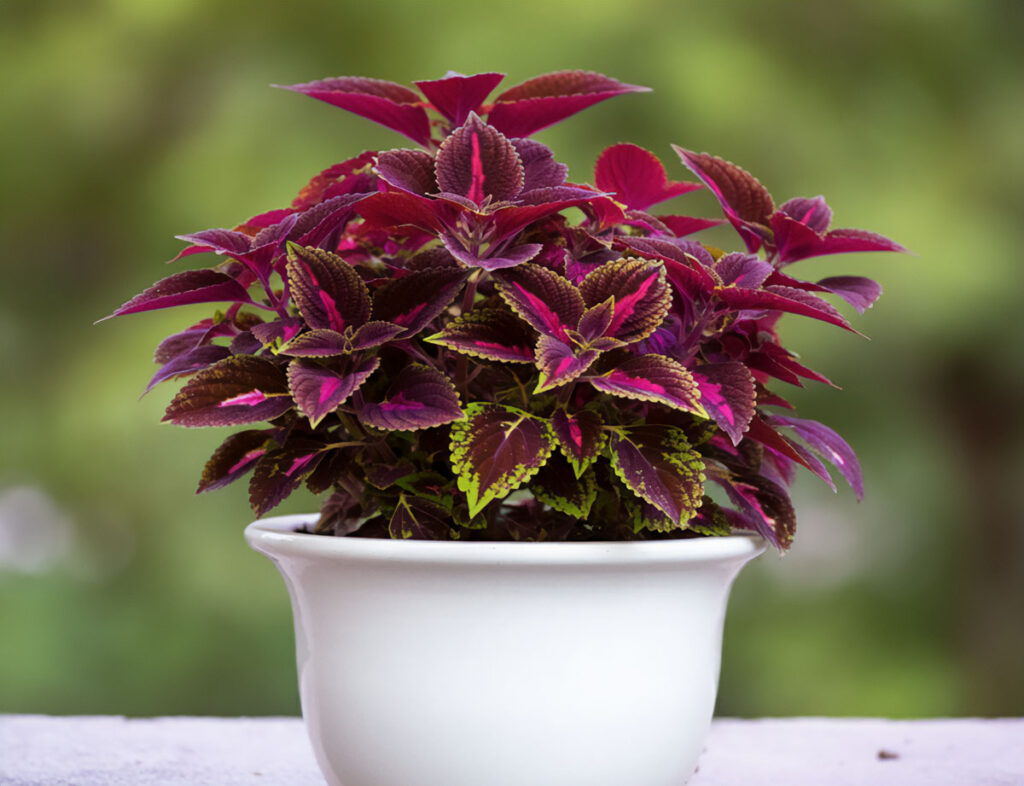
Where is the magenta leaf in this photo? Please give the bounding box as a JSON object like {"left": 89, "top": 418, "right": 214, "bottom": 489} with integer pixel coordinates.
{"left": 691, "top": 362, "right": 756, "bottom": 446}
{"left": 173, "top": 228, "right": 253, "bottom": 257}
{"left": 286, "top": 243, "right": 371, "bottom": 332}
{"left": 672, "top": 146, "right": 775, "bottom": 253}
{"left": 579, "top": 258, "right": 671, "bottom": 343}
{"left": 769, "top": 415, "right": 864, "bottom": 500}
{"left": 594, "top": 143, "right": 700, "bottom": 211}
{"left": 716, "top": 285, "right": 857, "bottom": 333}
{"left": 512, "top": 138, "right": 568, "bottom": 191}
{"left": 609, "top": 425, "right": 705, "bottom": 527}
{"left": 374, "top": 148, "right": 438, "bottom": 195}
{"left": 389, "top": 494, "right": 453, "bottom": 539}
{"left": 103, "top": 270, "right": 250, "bottom": 320}
{"left": 288, "top": 356, "right": 380, "bottom": 428}
{"left": 550, "top": 409, "right": 607, "bottom": 477}
{"left": 358, "top": 363, "right": 463, "bottom": 431}
{"left": 487, "top": 70, "right": 650, "bottom": 138}
{"left": 251, "top": 318, "right": 304, "bottom": 348}
{"left": 163, "top": 355, "right": 292, "bottom": 427}
{"left": 414, "top": 71, "right": 505, "bottom": 126}
{"left": 657, "top": 215, "right": 726, "bottom": 237}
{"left": 449, "top": 403, "right": 555, "bottom": 517}
{"left": 535, "top": 335, "right": 599, "bottom": 392}
{"left": 427, "top": 307, "right": 536, "bottom": 363}
{"left": 717, "top": 474, "right": 796, "bottom": 551}
{"left": 435, "top": 113, "right": 524, "bottom": 204}
{"left": 530, "top": 454, "right": 597, "bottom": 518}
{"left": 493, "top": 263, "right": 585, "bottom": 342}
{"left": 370, "top": 267, "right": 470, "bottom": 336}
{"left": 277, "top": 77, "right": 432, "bottom": 146}
{"left": 589, "top": 354, "right": 706, "bottom": 416}
{"left": 715, "top": 252, "right": 773, "bottom": 288}
{"left": 145, "top": 344, "right": 231, "bottom": 394}
{"left": 249, "top": 447, "right": 325, "bottom": 518}
{"left": 770, "top": 212, "right": 907, "bottom": 264}
{"left": 197, "top": 430, "right": 271, "bottom": 493}
{"left": 778, "top": 195, "right": 832, "bottom": 233}
{"left": 353, "top": 190, "right": 449, "bottom": 233}
{"left": 816, "top": 275, "right": 882, "bottom": 313}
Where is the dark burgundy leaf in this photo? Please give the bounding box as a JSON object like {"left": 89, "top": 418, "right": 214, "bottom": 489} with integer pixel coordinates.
{"left": 769, "top": 414, "right": 864, "bottom": 500}
{"left": 716, "top": 285, "right": 857, "bottom": 332}
{"left": 285, "top": 243, "right": 371, "bottom": 332}
{"left": 354, "top": 190, "right": 449, "bottom": 233}
{"left": 770, "top": 212, "right": 907, "bottom": 264}
{"left": 249, "top": 447, "right": 324, "bottom": 518}
{"left": 359, "top": 363, "right": 463, "bottom": 431}
{"left": 292, "top": 151, "right": 378, "bottom": 210}
{"left": 449, "top": 403, "right": 555, "bottom": 517}
{"left": 279, "top": 329, "right": 351, "bottom": 358}
{"left": 778, "top": 195, "right": 832, "bottom": 232}
{"left": 715, "top": 252, "right": 772, "bottom": 288}
{"left": 389, "top": 495, "right": 453, "bottom": 539}
{"left": 374, "top": 148, "right": 438, "bottom": 195}
{"left": 589, "top": 354, "right": 706, "bottom": 415}
{"left": 579, "top": 257, "right": 671, "bottom": 343}
{"left": 174, "top": 229, "right": 253, "bottom": 257}
{"left": 594, "top": 143, "right": 700, "bottom": 211}
{"left": 535, "top": 335, "right": 599, "bottom": 392}
{"left": 350, "top": 321, "right": 406, "bottom": 350}
{"left": 198, "top": 430, "right": 271, "bottom": 493}
{"left": 288, "top": 356, "right": 379, "bottom": 427}
{"left": 550, "top": 409, "right": 607, "bottom": 477}
{"left": 487, "top": 70, "right": 649, "bottom": 138}
{"left": 718, "top": 475, "right": 796, "bottom": 551}
{"left": 163, "top": 355, "right": 292, "bottom": 427}
{"left": 816, "top": 275, "right": 883, "bottom": 313}
{"left": 691, "top": 362, "right": 756, "bottom": 446}
{"left": 103, "top": 270, "right": 250, "bottom": 320}
{"left": 427, "top": 307, "right": 536, "bottom": 363}
{"left": 657, "top": 215, "right": 726, "bottom": 237}
{"left": 530, "top": 454, "right": 597, "bottom": 518}
{"left": 609, "top": 425, "right": 705, "bottom": 526}
{"left": 493, "top": 263, "right": 585, "bottom": 342}
{"left": 277, "top": 77, "right": 432, "bottom": 145}
{"left": 748, "top": 341, "right": 836, "bottom": 387}
{"left": 370, "top": 267, "right": 470, "bottom": 336}
{"left": 512, "top": 138, "right": 568, "bottom": 191}
{"left": 440, "top": 233, "right": 542, "bottom": 270}
{"left": 146, "top": 345, "right": 231, "bottom": 394}
{"left": 435, "top": 113, "right": 523, "bottom": 204}
{"left": 251, "top": 318, "right": 304, "bottom": 347}
{"left": 414, "top": 71, "right": 504, "bottom": 125}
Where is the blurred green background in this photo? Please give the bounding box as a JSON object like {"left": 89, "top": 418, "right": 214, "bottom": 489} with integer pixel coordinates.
{"left": 2, "top": 0, "right": 1022, "bottom": 718}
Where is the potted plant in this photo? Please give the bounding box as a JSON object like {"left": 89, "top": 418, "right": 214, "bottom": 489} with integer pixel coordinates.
{"left": 106, "top": 70, "right": 903, "bottom": 786}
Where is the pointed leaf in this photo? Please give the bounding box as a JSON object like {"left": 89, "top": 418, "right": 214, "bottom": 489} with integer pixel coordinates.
{"left": 370, "top": 267, "right": 470, "bottom": 337}
{"left": 435, "top": 113, "right": 524, "bottom": 204}
{"left": 609, "top": 425, "right": 705, "bottom": 526}
{"left": 104, "top": 270, "right": 249, "bottom": 320}
{"left": 350, "top": 320, "right": 406, "bottom": 350}
{"left": 278, "top": 328, "right": 351, "bottom": 358}
{"left": 374, "top": 148, "right": 438, "bottom": 195}
{"left": 778, "top": 195, "right": 832, "bottom": 233}
{"left": 359, "top": 363, "right": 463, "bottom": 431}
{"left": 288, "top": 356, "right": 379, "bottom": 428}
{"left": 427, "top": 307, "right": 536, "bottom": 363}
{"left": 449, "top": 403, "right": 555, "bottom": 517}
{"left": 692, "top": 362, "right": 756, "bottom": 445}
{"left": 550, "top": 409, "right": 607, "bottom": 477}
{"left": 493, "top": 263, "right": 585, "bottom": 342}
{"left": 531, "top": 455, "right": 597, "bottom": 518}
{"left": 579, "top": 258, "right": 671, "bottom": 343}
{"left": 594, "top": 143, "right": 700, "bottom": 211}
{"left": 816, "top": 276, "right": 882, "bottom": 314}
{"left": 589, "top": 354, "right": 706, "bottom": 416}
{"left": 198, "top": 430, "right": 271, "bottom": 493}
{"left": 163, "top": 355, "right": 292, "bottom": 427}
{"left": 657, "top": 215, "right": 726, "bottom": 237}
{"left": 277, "top": 77, "right": 431, "bottom": 145}
{"left": 389, "top": 494, "right": 453, "bottom": 539}
{"left": 414, "top": 71, "right": 504, "bottom": 125}
{"left": 769, "top": 415, "right": 864, "bottom": 500}
{"left": 146, "top": 345, "right": 231, "bottom": 394}
{"left": 249, "top": 447, "right": 324, "bottom": 518}
{"left": 440, "top": 233, "right": 542, "bottom": 270}
{"left": 716, "top": 285, "right": 856, "bottom": 332}
{"left": 286, "top": 244, "right": 371, "bottom": 332}
{"left": 292, "top": 151, "right": 378, "bottom": 210}
{"left": 770, "top": 211, "right": 907, "bottom": 264}
{"left": 512, "top": 138, "right": 568, "bottom": 190}
{"left": 251, "top": 317, "right": 304, "bottom": 347}
{"left": 715, "top": 252, "right": 772, "bottom": 288}
{"left": 718, "top": 475, "right": 795, "bottom": 551}
{"left": 355, "top": 190, "right": 450, "bottom": 233}
{"left": 488, "top": 70, "right": 650, "bottom": 138}
{"left": 536, "top": 336, "right": 599, "bottom": 393}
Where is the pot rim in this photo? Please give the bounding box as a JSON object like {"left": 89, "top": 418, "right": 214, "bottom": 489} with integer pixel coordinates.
{"left": 246, "top": 514, "right": 767, "bottom": 567}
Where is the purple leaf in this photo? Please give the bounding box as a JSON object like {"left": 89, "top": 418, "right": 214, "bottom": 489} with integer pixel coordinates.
{"left": 594, "top": 143, "right": 701, "bottom": 211}
{"left": 145, "top": 345, "right": 231, "bottom": 394}
{"left": 370, "top": 267, "right": 470, "bottom": 336}
{"left": 588, "top": 354, "right": 706, "bottom": 416}
{"left": 440, "top": 233, "right": 541, "bottom": 270}
{"left": 530, "top": 454, "right": 597, "bottom": 518}
{"left": 717, "top": 474, "right": 796, "bottom": 551}
{"left": 163, "top": 355, "right": 292, "bottom": 427}
{"left": 449, "top": 403, "right": 555, "bottom": 517}
{"left": 487, "top": 70, "right": 650, "bottom": 138}
{"left": 656, "top": 215, "right": 726, "bottom": 237}
{"left": 278, "top": 329, "right": 351, "bottom": 358}
{"left": 285, "top": 243, "right": 371, "bottom": 332}
{"left": 769, "top": 415, "right": 864, "bottom": 500}
{"left": 277, "top": 77, "right": 432, "bottom": 146}
{"left": 715, "top": 252, "right": 773, "bottom": 288}
{"left": 103, "top": 270, "right": 250, "bottom": 320}
{"left": 427, "top": 307, "right": 536, "bottom": 363}
{"left": 535, "top": 335, "right": 599, "bottom": 393}
{"left": 249, "top": 447, "right": 324, "bottom": 518}
{"left": 609, "top": 425, "right": 705, "bottom": 526}
{"left": 770, "top": 212, "right": 907, "bottom": 264}
{"left": 197, "top": 430, "right": 271, "bottom": 493}
{"left": 289, "top": 194, "right": 366, "bottom": 247}
{"left": 816, "top": 275, "right": 883, "bottom": 314}
{"left": 288, "top": 356, "right": 379, "bottom": 428}
{"left": 512, "top": 138, "right": 568, "bottom": 191}
{"left": 414, "top": 71, "right": 505, "bottom": 125}
{"left": 716, "top": 285, "right": 857, "bottom": 333}
{"left": 358, "top": 363, "right": 463, "bottom": 431}
{"left": 672, "top": 147, "right": 775, "bottom": 253}
{"left": 435, "top": 113, "right": 524, "bottom": 204}
{"left": 374, "top": 148, "right": 438, "bottom": 195}
{"left": 389, "top": 494, "right": 453, "bottom": 539}
{"left": 251, "top": 318, "right": 305, "bottom": 347}
{"left": 356, "top": 190, "right": 451, "bottom": 233}
{"left": 350, "top": 321, "right": 406, "bottom": 350}
{"left": 550, "top": 409, "right": 607, "bottom": 477}
{"left": 174, "top": 228, "right": 253, "bottom": 257}
{"left": 292, "top": 151, "right": 378, "bottom": 210}
{"left": 778, "top": 195, "right": 832, "bottom": 233}
{"left": 493, "top": 263, "right": 585, "bottom": 342}
{"left": 691, "top": 362, "right": 756, "bottom": 445}
{"left": 579, "top": 257, "right": 671, "bottom": 343}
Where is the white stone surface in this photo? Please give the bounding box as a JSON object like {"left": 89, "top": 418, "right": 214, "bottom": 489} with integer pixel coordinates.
{"left": 1, "top": 715, "right": 1022, "bottom": 785}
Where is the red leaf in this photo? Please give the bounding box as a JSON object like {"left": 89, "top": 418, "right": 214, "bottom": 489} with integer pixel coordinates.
{"left": 595, "top": 143, "right": 700, "bottom": 211}
{"left": 374, "top": 148, "right": 438, "bottom": 195}
{"left": 414, "top": 72, "right": 504, "bottom": 125}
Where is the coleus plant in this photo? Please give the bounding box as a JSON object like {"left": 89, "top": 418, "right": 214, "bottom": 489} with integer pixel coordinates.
{"left": 106, "top": 70, "right": 904, "bottom": 549}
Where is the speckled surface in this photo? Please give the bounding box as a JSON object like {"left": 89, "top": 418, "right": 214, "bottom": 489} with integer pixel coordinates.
{"left": 1, "top": 715, "right": 1022, "bottom": 785}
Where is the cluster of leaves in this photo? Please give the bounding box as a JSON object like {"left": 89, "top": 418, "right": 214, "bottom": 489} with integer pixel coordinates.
{"left": 107, "top": 70, "right": 904, "bottom": 549}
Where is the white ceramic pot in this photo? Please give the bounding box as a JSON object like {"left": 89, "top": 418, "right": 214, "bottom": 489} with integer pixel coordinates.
{"left": 246, "top": 514, "right": 765, "bottom": 786}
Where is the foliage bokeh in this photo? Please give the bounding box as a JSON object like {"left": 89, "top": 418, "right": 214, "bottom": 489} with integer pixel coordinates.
{"left": 2, "top": 0, "right": 1022, "bottom": 717}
